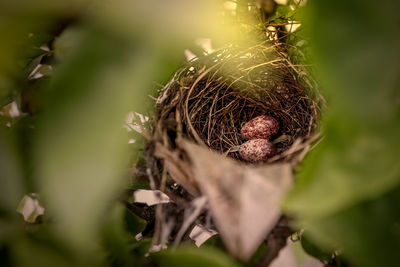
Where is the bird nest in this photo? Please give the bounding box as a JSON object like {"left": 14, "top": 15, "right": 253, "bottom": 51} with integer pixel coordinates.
{"left": 155, "top": 43, "right": 318, "bottom": 152}
{"left": 131, "top": 41, "right": 324, "bottom": 261}
{"left": 142, "top": 41, "right": 322, "bottom": 199}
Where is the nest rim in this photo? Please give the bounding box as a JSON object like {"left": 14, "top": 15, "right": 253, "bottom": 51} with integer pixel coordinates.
{"left": 153, "top": 41, "right": 322, "bottom": 163}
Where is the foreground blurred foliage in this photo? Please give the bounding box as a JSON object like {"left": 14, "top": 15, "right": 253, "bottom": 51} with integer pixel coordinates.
{"left": 0, "top": 0, "right": 399, "bottom": 267}
{"left": 0, "top": 0, "right": 235, "bottom": 266}
{"left": 285, "top": 0, "right": 400, "bottom": 266}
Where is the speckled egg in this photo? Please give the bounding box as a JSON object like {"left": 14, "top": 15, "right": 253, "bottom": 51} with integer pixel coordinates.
{"left": 239, "top": 139, "right": 277, "bottom": 163}
{"left": 241, "top": 115, "right": 279, "bottom": 140}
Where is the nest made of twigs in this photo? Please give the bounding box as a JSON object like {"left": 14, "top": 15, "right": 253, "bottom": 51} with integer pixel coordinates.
{"left": 133, "top": 41, "right": 324, "bottom": 258}
{"left": 152, "top": 42, "right": 320, "bottom": 162}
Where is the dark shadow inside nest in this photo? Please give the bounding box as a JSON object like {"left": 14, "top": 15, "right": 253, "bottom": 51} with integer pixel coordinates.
{"left": 156, "top": 44, "right": 319, "bottom": 162}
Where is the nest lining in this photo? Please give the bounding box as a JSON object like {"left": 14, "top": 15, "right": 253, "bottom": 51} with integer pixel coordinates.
{"left": 154, "top": 42, "right": 320, "bottom": 161}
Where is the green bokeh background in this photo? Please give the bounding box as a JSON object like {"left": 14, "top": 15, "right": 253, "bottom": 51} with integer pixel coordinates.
{"left": 0, "top": 1, "right": 399, "bottom": 266}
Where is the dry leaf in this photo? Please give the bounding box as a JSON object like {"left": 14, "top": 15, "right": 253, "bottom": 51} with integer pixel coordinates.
{"left": 16, "top": 194, "right": 45, "bottom": 223}
{"left": 182, "top": 140, "right": 293, "bottom": 260}
{"left": 154, "top": 142, "right": 200, "bottom": 196}
{"left": 189, "top": 224, "right": 218, "bottom": 247}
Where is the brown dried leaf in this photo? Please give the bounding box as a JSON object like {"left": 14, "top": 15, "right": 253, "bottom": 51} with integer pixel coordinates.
{"left": 154, "top": 142, "right": 200, "bottom": 196}
{"left": 182, "top": 140, "right": 293, "bottom": 260}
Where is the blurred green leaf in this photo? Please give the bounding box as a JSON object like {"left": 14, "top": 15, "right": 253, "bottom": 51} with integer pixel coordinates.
{"left": 131, "top": 238, "right": 152, "bottom": 263}
{"left": 275, "top": 5, "right": 291, "bottom": 17}
{"left": 202, "top": 234, "right": 224, "bottom": 248}
{"left": 0, "top": 219, "right": 20, "bottom": 243}
{"left": 11, "top": 235, "right": 78, "bottom": 267}
{"left": 0, "top": 130, "right": 24, "bottom": 214}
{"left": 27, "top": 32, "right": 54, "bottom": 47}
{"left": 0, "top": 1, "right": 298, "bottom": 266}
{"left": 53, "top": 26, "right": 84, "bottom": 62}
{"left": 286, "top": 0, "right": 400, "bottom": 213}
{"left": 300, "top": 234, "right": 332, "bottom": 263}
{"left": 34, "top": 23, "right": 158, "bottom": 256}
{"left": 24, "top": 52, "right": 47, "bottom": 78}
{"left": 101, "top": 204, "right": 137, "bottom": 267}
{"left": 0, "top": 11, "right": 65, "bottom": 107}
{"left": 286, "top": 123, "right": 400, "bottom": 217}
{"left": 153, "top": 245, "right": 241, "bottom": 267}
{"left": 285, "top": 1, "right": 400, "bottom": 266}
{"left": 285, "top": 0, "right": 400, "bottom": 214}
{"left": 301, "top": 186, "right": 400, "bottom": 267}
{"left": 10, "top": 115, "right": 39, "bottom": 192}
{"left": 124, "top": 208, "right": 146, "bottom": 236}
{"left": 0, "top": 76, "right": 18, "bottom": 107}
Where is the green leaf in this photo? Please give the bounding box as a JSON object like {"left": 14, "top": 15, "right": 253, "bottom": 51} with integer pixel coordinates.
{"left": 24, "top": 53, "right": 46, "bottom": 78}
{"left": 101, "top": 204, "right": 151, "bottom": 266}
{"left": 285, "top": 1, "right": 400, "bottom": 266}
{"left": 0, "top": 75, "right": 18, "bottom": 107}
{"left": 27, "top": 32, "right": 54, "bottom": 48}
{"left": 285, "top": 120, "right": 400, "bottom": 218}
{"left": 0, "top": 130, "right": 24, "bottom": 214}
{"left": 300, "top": 234, "right": 333, "bottom": 263}
{"left": 124, "top": 208, "right": 147, "bottom": 236}
{"left": 34, "top": 24, "right": 158, "bottom": 257}
{"left": 101, "top": 204, "right": 137, "bottom": 267}
{"left": 285, "top": 0, "right": 400, "bottom": 214}
{"left": 301, "top": 186, "right": 400, "bottom": 267}
{"left": 285, "top": 0, "right": 400, "bottom": 213}
{"left": 9, "top": 115, "right": 39, "bottom": 192}
{"left": 275, "top": 6, "right": 292, "bottom": 17}
{"left": 153, "top": 245, "right": 241, "bottom": 267}
{"left": 11, "top": 235, "right": 79, "bottom": 267}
